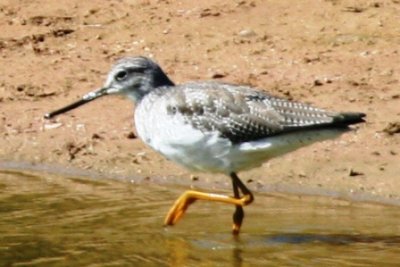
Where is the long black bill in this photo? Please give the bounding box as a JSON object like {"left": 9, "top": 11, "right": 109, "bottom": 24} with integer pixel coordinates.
{"left": 44, "top": 88, "right": 108, "bottom": 119}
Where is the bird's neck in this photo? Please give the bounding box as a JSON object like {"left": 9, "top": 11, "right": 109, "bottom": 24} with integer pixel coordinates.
{"left": 129, "top": 72, "right": 175, "bottom": 104}
{"left": 153, "top": 68, "right": 175, "bottom": 88}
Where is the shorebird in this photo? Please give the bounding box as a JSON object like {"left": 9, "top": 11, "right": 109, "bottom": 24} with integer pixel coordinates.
{"left": 45, "top": 56, "right": 365, "bottom": 234}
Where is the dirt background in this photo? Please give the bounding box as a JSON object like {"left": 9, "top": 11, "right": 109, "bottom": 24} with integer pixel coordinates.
{"left": 0, "top": 0, "right": 399, "bottom": 203}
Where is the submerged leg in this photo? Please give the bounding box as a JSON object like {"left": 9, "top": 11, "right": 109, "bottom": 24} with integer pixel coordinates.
{"left": 232, "top": 175, "right": 244, "bottom": 235}
{"left": 230, "top": 172, "right": 254, "bottom": 235}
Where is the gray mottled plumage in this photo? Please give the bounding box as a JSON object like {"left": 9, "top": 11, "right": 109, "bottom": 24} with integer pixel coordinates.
{"left": 140, "top": 80, "right": 364, "bottom": 144}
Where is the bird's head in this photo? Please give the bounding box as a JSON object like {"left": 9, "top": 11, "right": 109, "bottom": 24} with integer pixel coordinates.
{"left": 44, "top": 56, "right": 174, "bottom": 119}
{"left": 104, "top": 56, "right": 174, "bottom": 102}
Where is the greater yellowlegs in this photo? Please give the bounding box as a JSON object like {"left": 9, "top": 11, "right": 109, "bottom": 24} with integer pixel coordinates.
{"left": 45, "top": 56, "right": 365, "bottom": 234}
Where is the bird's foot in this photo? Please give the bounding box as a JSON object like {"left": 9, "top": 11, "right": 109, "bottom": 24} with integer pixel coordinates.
{"left": 164, "top": 191, "right": 197, "bottom": 226}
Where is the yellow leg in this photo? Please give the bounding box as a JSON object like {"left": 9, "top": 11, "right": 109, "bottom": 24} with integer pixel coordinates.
{"left": 164, "top": 190, "right": 253, "bottom": 227}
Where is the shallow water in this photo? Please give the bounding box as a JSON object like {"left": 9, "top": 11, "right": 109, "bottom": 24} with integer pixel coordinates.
{"left": 1, "top": 170, "right": 400, "bottom": 267}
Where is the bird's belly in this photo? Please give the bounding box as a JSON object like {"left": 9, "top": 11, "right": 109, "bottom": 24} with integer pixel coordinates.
{"left": 140, "top": 126, "right": 345, "bottom": 174}
{"left": 143, "top": 124, "right": 233, "bottom": 173}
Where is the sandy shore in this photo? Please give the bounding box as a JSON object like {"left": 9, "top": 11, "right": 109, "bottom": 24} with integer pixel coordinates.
{"left": 1, "top": 0, "right": 399, "bottom": 203}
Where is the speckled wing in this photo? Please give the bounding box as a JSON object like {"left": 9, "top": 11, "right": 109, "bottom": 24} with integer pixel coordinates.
{"left": 161, "top": 82, "right": 365, "bottom": 144}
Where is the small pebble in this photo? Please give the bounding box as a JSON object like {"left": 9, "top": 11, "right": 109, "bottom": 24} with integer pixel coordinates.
{"left": 313, "top": 79, "right": 323, "bottom": 86}
{"left": 211, "top": 72, "right": 226, "bottom": 79}
{"left": 92, "top": 133, "right": 102, "bottom": 139}
{"left": 239, "top": 29, "right": 256, "bottom": 38}
{"left": 126, "top": 131, "right": 137, "bottom": 139}
{"left": 44, "top": 122, "right": 63, "bottom": 130}
{"left": 349, "top": 169, "right": 364, "bottom": 177}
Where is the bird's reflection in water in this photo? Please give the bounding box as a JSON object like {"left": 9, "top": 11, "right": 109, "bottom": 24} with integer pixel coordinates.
{"left": 166, "top": 237, "right": 190, "bottom": 267}
{"left": 232, "top": 246, "right": 244, "bottom": 267}
{"left": 166, "top": 235, "right": 245, "bottom": 267}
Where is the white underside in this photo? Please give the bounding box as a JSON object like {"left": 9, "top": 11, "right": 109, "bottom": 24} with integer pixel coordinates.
{"left": 135, "top": 103, "right": 347, "bottom": 174}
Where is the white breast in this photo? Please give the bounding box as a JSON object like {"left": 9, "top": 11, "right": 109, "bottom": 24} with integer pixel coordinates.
{"left": 135, "top": 98, "right": 234, "bottom": 172}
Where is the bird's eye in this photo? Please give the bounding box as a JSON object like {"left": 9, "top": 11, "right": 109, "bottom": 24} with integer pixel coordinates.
{"left": 115, "top": 70, "right": 128, "bottom": 81}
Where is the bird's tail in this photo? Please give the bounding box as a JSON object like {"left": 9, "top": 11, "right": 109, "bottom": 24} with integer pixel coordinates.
{"left": 332, "top": 112, "right": 366, "bottom": 126}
